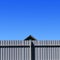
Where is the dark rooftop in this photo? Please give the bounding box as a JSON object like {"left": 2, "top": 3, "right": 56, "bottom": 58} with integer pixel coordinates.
{"left": 24, "top": 35, "right": 37, "bottom": 41}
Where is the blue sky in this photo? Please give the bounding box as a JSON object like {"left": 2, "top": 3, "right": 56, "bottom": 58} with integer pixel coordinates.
{"left": 0, "top": 0, "right": 60, "bottom": 40}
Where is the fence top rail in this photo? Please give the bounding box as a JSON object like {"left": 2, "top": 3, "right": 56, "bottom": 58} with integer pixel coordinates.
{"left": 0, "top": 45, "right": 60, "bottom": 48}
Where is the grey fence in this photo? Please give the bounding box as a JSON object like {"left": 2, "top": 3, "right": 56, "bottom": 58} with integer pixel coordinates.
{"left": 0, "top": 40, "right": 60, "bottom": 60}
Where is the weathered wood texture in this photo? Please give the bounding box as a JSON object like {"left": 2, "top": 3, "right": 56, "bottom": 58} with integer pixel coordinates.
{"left": 0, "top": 40, "right": 60, "bottom": 60}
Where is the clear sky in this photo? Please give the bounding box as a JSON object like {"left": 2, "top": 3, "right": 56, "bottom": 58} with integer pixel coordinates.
{"left": 0, "top": 0, "right": 60, "bottom": 40}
